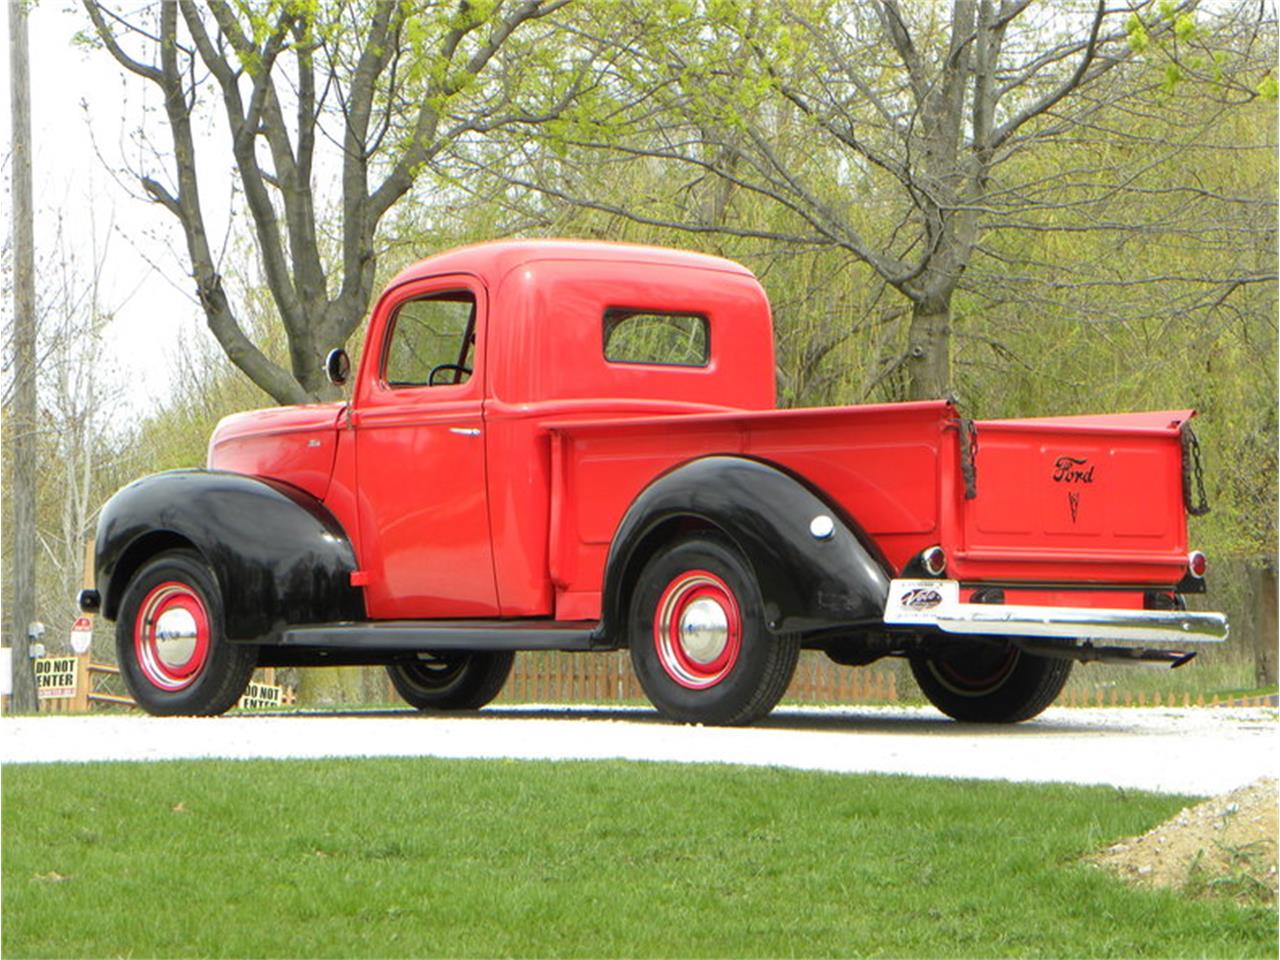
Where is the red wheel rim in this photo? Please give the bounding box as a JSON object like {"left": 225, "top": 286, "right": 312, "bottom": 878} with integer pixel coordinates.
{"left": 134, "top": 581, "right": 211, "bottom": 691}
{"left": 653, "top": 570, "right": 742, "bottom": 689}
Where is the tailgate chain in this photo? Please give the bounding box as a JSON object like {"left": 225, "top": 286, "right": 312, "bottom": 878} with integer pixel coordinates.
{"left": 958, "top": 418, "right": 978, "bottom": 500}
{"left": 1181, "top": 423, "right": 1210, "bottom": 517}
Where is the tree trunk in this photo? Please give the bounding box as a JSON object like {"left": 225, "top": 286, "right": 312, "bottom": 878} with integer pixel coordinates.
{"left": 1251, "top": 558, "right": 1278, "bottom": 689}
{"left": 905, "top": 294, "right": 952, "bottom": 401}
{"left": 7, "top": 0, "right": 39, "bottom": 713}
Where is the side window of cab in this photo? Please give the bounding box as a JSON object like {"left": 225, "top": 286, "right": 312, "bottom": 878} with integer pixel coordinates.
{"left": 384, "top": 291, "right": 476, "bottom": 388}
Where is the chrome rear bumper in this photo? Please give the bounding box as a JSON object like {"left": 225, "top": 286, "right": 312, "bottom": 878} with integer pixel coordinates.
{"left": 882, "top": 580, "right": 1228, "bottom": 645}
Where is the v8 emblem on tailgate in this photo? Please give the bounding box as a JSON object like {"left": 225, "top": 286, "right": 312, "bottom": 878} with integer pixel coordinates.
{"left": 1068, "top": 491, "right": 1080, "bottom": 523}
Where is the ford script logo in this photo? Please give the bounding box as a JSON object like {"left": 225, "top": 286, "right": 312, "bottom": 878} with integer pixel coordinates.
{"left": 900, "top": 588, "right": 943, "bottom": 611}
{"left": 1053, "top": 456, "right": 1095, "bottom": 484}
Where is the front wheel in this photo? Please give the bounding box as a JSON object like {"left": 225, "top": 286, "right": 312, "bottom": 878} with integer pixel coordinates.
{"left": 386, "top": 651, "right": 514, "bottom": 711}
{"left": 909, "top": 642, "right": 1072, "bottom": 723}
{"left": 628, "top": 534, "right": 799, "bottom": 726}
{"left": 116, "top": 549, "right": 257, "bottom": 716}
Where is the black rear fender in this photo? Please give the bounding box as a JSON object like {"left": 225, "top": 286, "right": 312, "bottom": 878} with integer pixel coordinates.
{"left": 95, "top": 470, "right": 364, "bottom": 642}
{"left": 602, "top": 456, "right": 892, "bottom": 639}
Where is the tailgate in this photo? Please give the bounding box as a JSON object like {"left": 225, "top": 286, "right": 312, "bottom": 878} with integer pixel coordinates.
{"left": 953, "top": 410, "right": 1196, "bottom": 585}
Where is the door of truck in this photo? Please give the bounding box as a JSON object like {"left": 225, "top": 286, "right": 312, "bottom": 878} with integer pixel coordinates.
{"left": 350, "top": 274, "right": 499, "bottom": 618}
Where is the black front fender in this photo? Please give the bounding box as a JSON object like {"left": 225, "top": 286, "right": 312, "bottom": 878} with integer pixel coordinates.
{"left": 602, "top": 456, "right": 892, "bottom": 638}
{"left": 95, "top": 470, "right": 364, "bottom": 642}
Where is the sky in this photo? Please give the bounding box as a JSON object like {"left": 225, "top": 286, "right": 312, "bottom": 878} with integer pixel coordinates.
{"left": 2, "top": 1, "right": 227, "bottom": 416}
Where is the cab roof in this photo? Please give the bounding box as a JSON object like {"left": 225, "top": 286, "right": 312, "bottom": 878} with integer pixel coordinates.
{"left": 385, "top": 239, "right": 756, "bottom": 293}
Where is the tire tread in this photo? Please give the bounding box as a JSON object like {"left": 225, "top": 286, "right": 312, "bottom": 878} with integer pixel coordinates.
{"left": 628, "top": 533, "right": 799, "bottom": 726}
{"left": 386, "top": 651, "right": 514, "bottom": 711}
{"left": 910, "top": 647, "right": 1071, "bottom": 724}
{"left": 116, "top": 548, "right": 256, "bottom": 716}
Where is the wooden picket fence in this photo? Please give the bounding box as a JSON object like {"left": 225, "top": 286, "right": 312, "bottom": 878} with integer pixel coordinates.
{"left": 486, "top": 651, "right": 1275, "bottom": 710}
{"left": 489, "top": 651, "right": 901, "bottom": 706}
{"left": 1055, "top": 686, "right": 1275, "bottom": 709}
{"left": 22, "top": 650, "right": 1274, "bottom": 713}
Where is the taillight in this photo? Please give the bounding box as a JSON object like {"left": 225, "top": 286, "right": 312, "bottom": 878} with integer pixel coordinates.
{"left": 1187, "top": 550, "right": 1207, "bottom": 579}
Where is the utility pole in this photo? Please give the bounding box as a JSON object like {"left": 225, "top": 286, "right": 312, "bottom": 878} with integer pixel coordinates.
{"left": 7, "top": 0, "right": 40, "bottom": 713}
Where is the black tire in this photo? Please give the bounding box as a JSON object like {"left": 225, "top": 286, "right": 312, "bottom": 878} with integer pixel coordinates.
{"left": 628, "top": 534, "right": 799, "bottom": 726}
{"left": 386, "top": 651, "right": 514, "bottom": 710}
{"left": 116, "top": 549, "right": 257, "bottom": 716}
{"left": 910, "top": 642, "right": 1072, "bottom": 723}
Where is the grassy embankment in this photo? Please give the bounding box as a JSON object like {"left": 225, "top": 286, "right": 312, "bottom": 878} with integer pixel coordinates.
{"left": 4, "top": 759, "right": 1275, "bottom": 958}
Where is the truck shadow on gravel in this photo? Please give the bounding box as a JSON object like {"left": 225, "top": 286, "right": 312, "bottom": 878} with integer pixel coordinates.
{"left": 298, "top": 706, "right": 1124, "bottom": 736}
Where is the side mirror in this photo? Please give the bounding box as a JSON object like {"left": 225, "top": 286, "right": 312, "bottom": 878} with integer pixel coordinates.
{"left": 324, "top": 348, "right": 350, "bottom": 386}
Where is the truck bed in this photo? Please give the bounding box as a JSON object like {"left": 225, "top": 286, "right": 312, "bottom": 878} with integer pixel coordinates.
{"left": 546, "top": 402, "right": 1195, "bottom": 621}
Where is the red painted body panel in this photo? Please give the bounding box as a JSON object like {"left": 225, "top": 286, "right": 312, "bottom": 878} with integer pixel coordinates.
{"left": 350, "top": 273, "right": 498, "bottom": 618}
{"left": 484, "top": 256, "right": 774, "bottom": 408}
{"left": 951, "top": 412, "right": 1192, "bottom": 585}
{"left": 546, "top": 402, "right": 954, "bottom": 619}
{"left": 206, "top": 239, "right": 1200, "bottom": 627}
{"left": 207, "top": 404, "right": 344, "bottom": 501}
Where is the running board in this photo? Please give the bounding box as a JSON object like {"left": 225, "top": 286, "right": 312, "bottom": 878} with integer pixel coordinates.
{"left": 278, "top": 620, "right": 603, "bottom": 652}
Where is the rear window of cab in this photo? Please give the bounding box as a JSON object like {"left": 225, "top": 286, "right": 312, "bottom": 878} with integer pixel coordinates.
{"left": 603, "top": 309, "right": 709, "bottom": 367}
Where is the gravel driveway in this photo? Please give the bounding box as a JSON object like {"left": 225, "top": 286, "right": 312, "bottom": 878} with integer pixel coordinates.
{"left": 3, "top": 705, "right": 1275, "bottom": 796}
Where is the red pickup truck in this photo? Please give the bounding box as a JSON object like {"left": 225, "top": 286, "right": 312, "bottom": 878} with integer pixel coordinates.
{"left": 83, "top": 240, "right": 1227, "bottom": 724}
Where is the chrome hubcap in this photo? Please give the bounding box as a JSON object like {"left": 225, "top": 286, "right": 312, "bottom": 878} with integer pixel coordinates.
{"left": 678, "top": 597, "right": 729, "bottom": 664}
{"left": 135, "top": 580, "right": 211, "bottom": 692}
{"left": 653, "top": 569, "right": 743, "bottom": 690}
{"left": 153, "top": 607, "right": 199, "bottom": 670}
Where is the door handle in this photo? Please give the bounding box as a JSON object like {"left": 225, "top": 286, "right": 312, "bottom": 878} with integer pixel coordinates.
{"left": 449, "top": 427, "right": 481, "bottom": 437}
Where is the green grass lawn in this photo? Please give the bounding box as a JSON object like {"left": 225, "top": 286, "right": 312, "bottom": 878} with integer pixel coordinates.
{"left": 3, "top": 759, "right": 1274, "bottom": 958}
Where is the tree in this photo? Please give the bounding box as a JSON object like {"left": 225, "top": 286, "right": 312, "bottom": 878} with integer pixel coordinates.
{"left": 502, "top": 0, "right": 1275, "bottom": 400}
{"left": 82, "top": 0, "right": 577, "bottom": 404}
{"left": 32, "top": 218, "right": 128, "bottom": 653}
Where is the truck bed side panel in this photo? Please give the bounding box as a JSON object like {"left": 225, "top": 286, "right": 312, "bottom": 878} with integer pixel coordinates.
{"left": 549, "top": 402, "right": 954, "bottom": 619}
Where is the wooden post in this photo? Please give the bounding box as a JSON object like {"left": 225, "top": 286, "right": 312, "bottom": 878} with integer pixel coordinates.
{"left": 1251, "top": 558, "right": 1278, "bottom": 688}
{"left": 5, "top": 0, "right": 39, "bottom": 715}
{"left": 69, "top": 539, "right": 96, "bottom": 713}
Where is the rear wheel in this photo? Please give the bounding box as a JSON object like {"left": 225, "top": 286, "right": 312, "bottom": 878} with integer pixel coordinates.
{"left": 910, "top": 642, "right": 1071, "bottom": 723}
{"left": 628, "top": 534, "right": 799, "bottom": 726}
{"left": 386, "top": 651, "right": 514, "bottom": 710}
{"left": 116, "top": 549, "right": 256, "bottom": 716}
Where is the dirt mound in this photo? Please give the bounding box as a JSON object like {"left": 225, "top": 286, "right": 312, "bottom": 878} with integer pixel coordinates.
{"left": 1087, "top": 778, "right": 1277, "bottom": 906}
